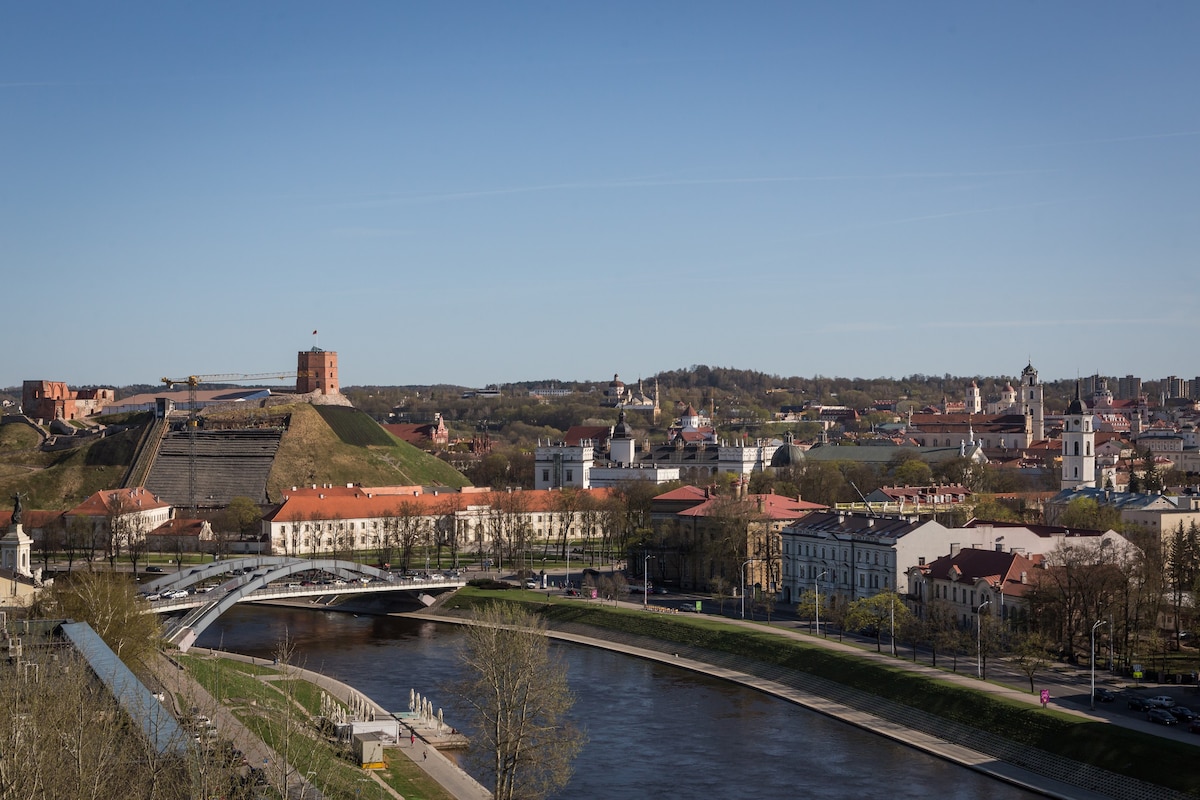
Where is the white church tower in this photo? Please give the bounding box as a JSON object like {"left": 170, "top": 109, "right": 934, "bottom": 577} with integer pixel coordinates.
{"left": 1019, "top": 362, "right": 1045, "bottom": 441}
{"left": 966, "top": 381, "right": 982, "bottom": 415}
{"left": 1061, "top": 381, "right": 1096, "bottom": 490}
{"left": 609, "top": 410, "right": 637, "bottom": 466}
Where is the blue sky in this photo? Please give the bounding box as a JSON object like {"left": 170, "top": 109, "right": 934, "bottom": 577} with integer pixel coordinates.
{"left": 3, "top": 2, "right": 1197, "bottom": 389}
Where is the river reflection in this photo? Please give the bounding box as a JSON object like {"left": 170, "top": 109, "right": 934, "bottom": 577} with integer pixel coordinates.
{"left": 197, "top": 605, "right": 1040, "bottom": 799}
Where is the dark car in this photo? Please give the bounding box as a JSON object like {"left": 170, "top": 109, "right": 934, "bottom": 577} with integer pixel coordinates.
{"left": 1168, "top": 706, "right": 1197, "bottom": 722}
{"left": 1093, "top": 688, "right": 1115, "bottom": 702}
{"left": 145, "top": 565, "right": 164, "bottom": 573}
{"left": 1127, "top": 697, "right": 1155, "bottom": 711}
{"left": 1147, "top": 708, "right": 1178, "bottom": 726}
{"left": 1189, "top": 719, "right": 1200, "bottom": 735}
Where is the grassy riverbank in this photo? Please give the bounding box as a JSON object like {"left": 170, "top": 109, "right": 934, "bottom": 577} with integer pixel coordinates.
{"left": 179, "top": 654, "right": 454, "bottom": 800}
{"left": 443, "top": 588, "right": 1200, "bottom": 798}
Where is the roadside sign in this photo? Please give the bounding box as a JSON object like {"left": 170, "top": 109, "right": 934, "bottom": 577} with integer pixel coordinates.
{"left": 695, "top": 600, "right": 702, "bottom": 612}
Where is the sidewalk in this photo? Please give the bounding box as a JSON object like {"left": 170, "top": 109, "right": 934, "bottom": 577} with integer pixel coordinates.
{"left": 190, "top": 647, "right": 491, "bottom": 800}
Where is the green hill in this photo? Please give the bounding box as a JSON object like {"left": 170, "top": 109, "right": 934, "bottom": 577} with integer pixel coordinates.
{"left": 0, "top": 416, "right": 147, "bottom": 510}
{"left": 266, "top": 403, "right": 469, "bottom": 497}
{"left": 0, "top": 404, "right": 469, "bottom": 511}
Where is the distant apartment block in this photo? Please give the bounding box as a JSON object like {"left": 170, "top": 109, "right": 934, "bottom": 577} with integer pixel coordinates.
{"left": 21, "top": 380, "right": 114, "bottom": 421}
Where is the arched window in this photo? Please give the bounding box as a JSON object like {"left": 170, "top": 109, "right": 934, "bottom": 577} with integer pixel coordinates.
{"left": 1074, "top": 441, "right": 1080, "bottom": 456}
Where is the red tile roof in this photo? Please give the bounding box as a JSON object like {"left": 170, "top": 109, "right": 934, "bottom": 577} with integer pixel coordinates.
{"left": 265, "top": 487, "right": 614, "bottom": 523}
{"left": 677, "top": 494, "right": 826, "bottom": 520}
{"left": 68, "top": 487, "right": 170, "bottom": 516}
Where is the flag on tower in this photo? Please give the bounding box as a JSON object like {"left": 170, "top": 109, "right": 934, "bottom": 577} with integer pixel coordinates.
{"left": 312, "top": 330, "right": 318, "bottom": 335}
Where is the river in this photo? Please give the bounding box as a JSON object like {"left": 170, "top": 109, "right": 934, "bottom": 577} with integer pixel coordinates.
{"left": 196, "top": 605, "right": 1040, "bottom": 799}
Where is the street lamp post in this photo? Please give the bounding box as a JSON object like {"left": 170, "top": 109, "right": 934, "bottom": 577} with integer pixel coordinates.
{"left": 741, "top": 558, "right": 761, "bottom": 619}
{"left": 1091, "top": 619, "right": 1109, "bottom": 710}
{"left": 814, "top": 570, "right": 828, "bottom": 635}
{"left": 976, "top": 598, "right": 991, "bottom": 679}
{"left": 643, "top": 552, "right": 655, "bottom": 607}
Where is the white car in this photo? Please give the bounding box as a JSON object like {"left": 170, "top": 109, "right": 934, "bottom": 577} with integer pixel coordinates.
{"left": 1149, "top": 695, "right": 1176, "bottom": 708}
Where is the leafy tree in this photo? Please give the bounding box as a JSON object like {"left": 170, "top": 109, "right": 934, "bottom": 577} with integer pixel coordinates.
{"left": 1140, "top": 449, "right": 1163, "bottom": 493}
{"left": 892, "top": 458, "right": 932, "bottom": 488}
{"left": 845, "top": 590, "right": 911, "bottom": 653}
{"left": 217, "top": 496, "right": 262, "bottom": 540}
{"left": 1056, "top": 497, "right": 1122, "bottom": 532}
{"left": 453, "top": 603, "right": 585, "bottom": 800}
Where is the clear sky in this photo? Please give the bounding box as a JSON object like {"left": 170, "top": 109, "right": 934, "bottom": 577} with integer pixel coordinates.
{"left": 4, "top": 2, "right": 1198, "bottom": 389}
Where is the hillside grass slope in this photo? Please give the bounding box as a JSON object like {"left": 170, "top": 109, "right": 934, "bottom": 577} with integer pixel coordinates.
{"left": 0, "top": 418, "right": 144, "bottom": 510}
{"left": 265, "top": 403, "right": 469, "bottom": 497}
{"left": 0, "top": 403, "right": 470, "bottom": 511}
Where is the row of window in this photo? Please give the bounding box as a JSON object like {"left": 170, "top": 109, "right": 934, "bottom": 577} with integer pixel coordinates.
{"left": 786, "top": 542, "right": 890, "bottom": 567}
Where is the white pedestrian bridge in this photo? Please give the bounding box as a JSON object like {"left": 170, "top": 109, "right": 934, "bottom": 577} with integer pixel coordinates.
{"left": 141, "top": 556, "right": 466, "bottom": 652}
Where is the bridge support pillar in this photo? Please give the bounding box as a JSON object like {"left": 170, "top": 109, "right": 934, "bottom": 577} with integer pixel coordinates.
{"left": 176, "top": 628, "right": 198, "bottom": 653}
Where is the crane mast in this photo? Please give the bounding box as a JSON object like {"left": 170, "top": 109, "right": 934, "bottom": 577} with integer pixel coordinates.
{"left": 159, "top": 372, "right": 297, "bottom": 515}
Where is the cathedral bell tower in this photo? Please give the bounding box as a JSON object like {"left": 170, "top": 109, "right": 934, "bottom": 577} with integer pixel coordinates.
{"left": 1020, "top": 362, "right": 1045, "bottom": 441}
{"left": 1061, "top": 381, "right": 1095, "bottom": 490}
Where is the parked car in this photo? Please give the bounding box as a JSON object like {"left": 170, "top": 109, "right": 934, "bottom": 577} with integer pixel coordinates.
{"left": 1148, "top": 695, "right": 1177, "bottom": 708}
{"left": 1092, "top": 688, "right": 1115, "bottom": 702}
{"left": 1127, "top": 697, "right": 1155, "bottom": 711}
{"left": 1147, "top": 708, "right": 1179, "bottom": 726}
{"left": 146, "top": 565, "right": 164, "bottom": 573}
{"left": 524, "top": 578, "right": 539, "bottom": 589}
{"left": 1189, "top": 719, "right": 1200, "bottom": 735}
{"left": 1168, "top": 706, "right": 1197, "bottom": 722}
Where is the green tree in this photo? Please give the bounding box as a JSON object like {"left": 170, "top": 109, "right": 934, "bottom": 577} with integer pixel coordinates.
{"left": 453, "top": 603, "right": 585, "bottom": 800}
{"left": 892, "top": 458, "right": 932, "bottom": 488}
{"left": 1056, "top": 497, "right": 1122, "bottom": 532}
{"left": 1140, "top": 449, "right": 1164, "bottom": 493}
{"left": 845, "top": 590, "right": 912, "bottom": 653}
{"left": 219, "top": 496, "right": 262, "bottom": 537}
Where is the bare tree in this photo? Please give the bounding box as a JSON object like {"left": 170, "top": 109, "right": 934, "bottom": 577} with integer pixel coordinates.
{"left": 1010, "top": 630, "right": 1053, "bottom": 692}
{"left": 453, "top": 603, "right": 585, "bottom": 800}
{"left": 63, "top": 514, "right": 92, "bottom": 572}
{"left": 31, "top": 571, "right": 162, "bottom": 668}
{"left": 0, "top": 646, "right": 197, "bottom": 800}
{"left": 395, "top": 500, "right": 428, "bottom": 572}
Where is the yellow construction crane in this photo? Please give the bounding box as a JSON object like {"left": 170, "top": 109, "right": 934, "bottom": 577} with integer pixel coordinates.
{"left": 158, "top": 372, "right": 298, "bottom": 514}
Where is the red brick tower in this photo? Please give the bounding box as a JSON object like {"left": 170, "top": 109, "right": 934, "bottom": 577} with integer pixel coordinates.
{"left": 296, "top": 349, "right": 339, "bottom": 395}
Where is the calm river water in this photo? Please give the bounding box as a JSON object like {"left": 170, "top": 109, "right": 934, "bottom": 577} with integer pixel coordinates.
{"left": 196, "top": 605, "right": 1040, "bottom": 800}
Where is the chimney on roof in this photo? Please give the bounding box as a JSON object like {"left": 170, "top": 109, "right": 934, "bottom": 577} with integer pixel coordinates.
{"left": 1020, "top": 571, "right": 1027, "bottom": 584}
{"left": 318, "top": 493, "right": 324, "bottom": 499}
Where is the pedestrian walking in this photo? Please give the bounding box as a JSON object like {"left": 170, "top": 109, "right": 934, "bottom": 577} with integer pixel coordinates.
{"left": 423, "top": 749, "right": 428, "bottom": 761}
{"left": 410, "top": 732, "right": 415, "bottom": 746}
